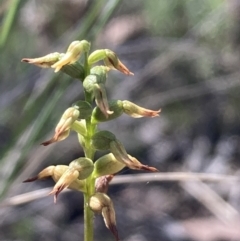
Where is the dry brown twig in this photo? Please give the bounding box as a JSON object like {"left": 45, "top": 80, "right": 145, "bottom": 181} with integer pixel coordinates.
{"left": 0, "top": 172, "right": 239, "bottom": 207}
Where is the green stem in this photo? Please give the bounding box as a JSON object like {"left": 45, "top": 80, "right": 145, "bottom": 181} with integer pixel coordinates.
{"left": 83, "top": 176, "right": 95, "bottom": 241}
{"left": 83, "top": 129, "right": 96, "bottom": 241}
{"left": 83, "top": 48, "right": 96, "bottom": 241}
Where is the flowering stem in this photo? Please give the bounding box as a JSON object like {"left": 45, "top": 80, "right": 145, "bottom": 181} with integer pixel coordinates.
{"left": 83, "top": 51, "right": 95, "bottom": 241}
{"left": 83, "top": 176, "right": 95, "bottom": 241}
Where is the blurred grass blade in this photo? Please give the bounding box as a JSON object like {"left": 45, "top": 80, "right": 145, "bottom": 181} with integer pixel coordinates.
{"left": 0, "top": 0, "right": 21, "bottom": 48}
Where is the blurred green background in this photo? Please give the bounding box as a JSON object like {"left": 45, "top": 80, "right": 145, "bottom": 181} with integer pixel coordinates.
{"left": 0, "top": 0, "right": 240, "bottom": 240}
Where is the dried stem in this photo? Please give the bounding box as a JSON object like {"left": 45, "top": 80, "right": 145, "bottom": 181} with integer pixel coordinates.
{"left": 2, "top": 172, "right": 239, "bottom": 208}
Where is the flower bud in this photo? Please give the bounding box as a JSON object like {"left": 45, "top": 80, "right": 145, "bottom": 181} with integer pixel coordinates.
{"left": 69, "top": 157, "right": 94, "bottom": 179}
{"left": 102, "top": 206, "right": 119, "bottom": 241}
{"left": 88, "top": 49, "right": 106, "bottom": 65}
{"left": 122, "top": 100, "right": 161, "bottom": 118}
{"left": 91, "top": 131, "right": 116, "bottom": 150}
{"left": 83, "top": 74, "right": 98, "bottom": 94}
{"left": 114, "top": 151, "right": 158, "bottom": 172}
{"left": 21, "top": 52, "right": 62, "bottom": 68}
{"left": 50, "top": 164, "right": 86, "bottom": 202}
{"left": 50, "top": 157, "right": 93, "bottom": 201}
{"left": 109, "top": 140, "right": 132, "bottom": 166}
{"left": 74, "top": 101, "right": 92, "bottom": 119}
{"left": 89, "top": 193, "right": 119, "bottom": 241}
{"left": 51, "top": 165, "right": 69, "bottom": 182}
{"left": 23, "top": 165, "right": 85, "bottom": 203}
{"left": 109, "top": 141, "right": 159, "bottom": 172}
{"left": 49, "top": 168, "right": 79, "bottom": 202}
{"left": 60, "top": 61, "right": 85, "bottom": 80}
{"left": 42, "top": 106, "right": 79, "bottom": 146}
{"left": 104, "top": 49, "right": 133, "bottom": 76}
{"left": 92, "top": 133, "right": 157, "bottom": 171}
{"left": 22, "top": 52, "right": 85, "bottom": 79}
{"left": 127, "top": 155, "right": 159, "bottom": 172}
{"left": 88, "top": 49, "right": 133, "bottom": 76}
{"left": 90, "top": 65, "right": 110, "bottom": 79}
{"left": 95, "top": 175, "right": 114, "bottom": 193}
{"left": 91, "top": 100, "right": 123, "bottom": 124}
{"left": 93, "top": 153, "right": 125, "bottom": 178}
{"left": 55, "top": 106, "right": 80, "bottom": 132}
{"left": 89, "top": 192, "right": 111, "bottom": 212}
{"left": 51, "top": 40, "right": 90, "bottom": 72}
{"left": 94, "top": 83, "right": 113, "bottom": 118}
{"left": 83, "top": 67, "right": 107, "bottom": 93}
{"left": 50, "top": 165, "right": 85, "bottom": 203}
{"left": 80, "top": 40, "right": 91, "bottom": 52}
{"left": 83, "top": 74, "right": 113, "bottom": 118}
{"left": 92, "top": 132, "right": 157, "bottom": 171}
{"left": 41, "top": 129, "right": 70, "bottom": 146}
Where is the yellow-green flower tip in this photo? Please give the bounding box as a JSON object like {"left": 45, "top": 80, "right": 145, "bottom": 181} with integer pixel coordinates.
{"left": 51, "top": 40, "right": 90, "bottom": 72}
{"left": 41, "top": 106, "right": 79, "bottom": 146}
{"left": 104, "top": 49, "right": 134, "bottom": 76}
{"left": 122, "top": 100, "right": 161, "bottom": 118}
{"left": 21, "top": 52, "right": 61, "bottom": 68}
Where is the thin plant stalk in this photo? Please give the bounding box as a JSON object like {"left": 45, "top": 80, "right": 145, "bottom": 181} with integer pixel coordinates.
{"left": 21, "top": 39, "right": 159, "bottom": 241}
{"left": 83, "top": 50, "right": 95, "bottom": 241}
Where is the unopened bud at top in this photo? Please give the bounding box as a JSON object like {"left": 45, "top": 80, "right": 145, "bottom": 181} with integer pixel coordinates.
{"left": 42, "top": 106, "right": 79, "bottom": 146}
{"left": 51, "top": 40, "right": 90, "bottom": 72}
